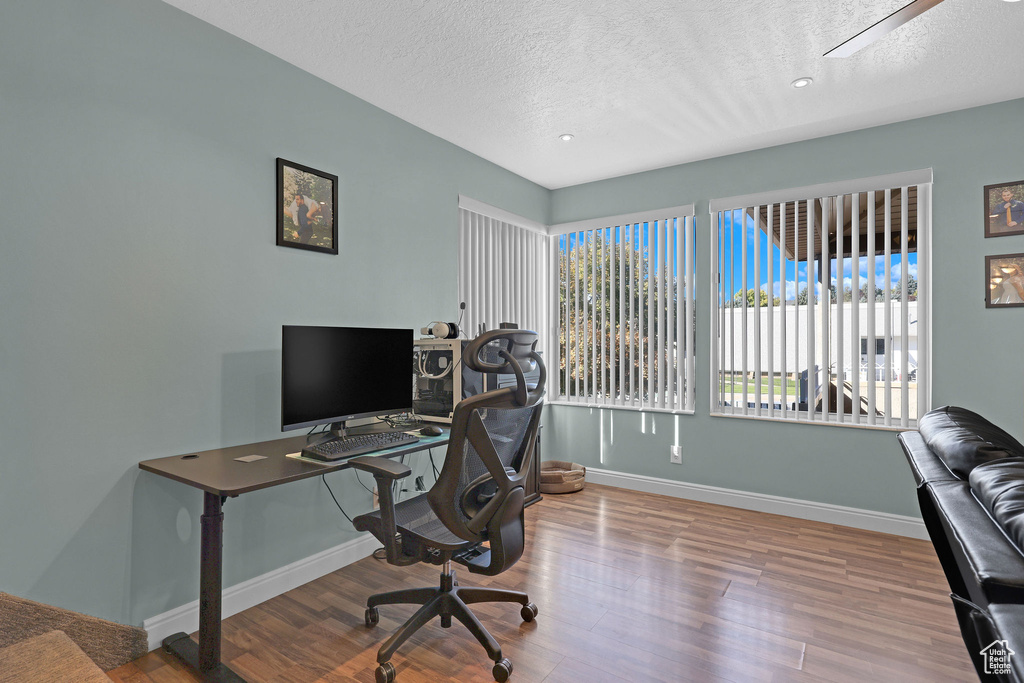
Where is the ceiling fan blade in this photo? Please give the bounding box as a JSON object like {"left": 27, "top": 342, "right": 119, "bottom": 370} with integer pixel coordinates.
{"left": 824, "top": 0, "right": 946, "bottom": 58}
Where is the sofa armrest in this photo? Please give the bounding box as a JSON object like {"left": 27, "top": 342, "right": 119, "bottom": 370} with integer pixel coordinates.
{"left": 898, "top": 431, "right": 959, "bottom": 486}
{"left": 929, "top": 481, "right": 1024, "bottom": 606}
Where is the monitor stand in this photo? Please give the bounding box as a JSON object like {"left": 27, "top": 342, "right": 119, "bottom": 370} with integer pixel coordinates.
{"left": 325, "top": 420, "right": 395, "bottom": 438}
{"left": 302, "top": 422, "right": 354, "bottom": 448}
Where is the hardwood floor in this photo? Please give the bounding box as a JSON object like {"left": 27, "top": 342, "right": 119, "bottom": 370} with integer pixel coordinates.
{"left": 108, "top": 484, "right": 974, "bottom": 682}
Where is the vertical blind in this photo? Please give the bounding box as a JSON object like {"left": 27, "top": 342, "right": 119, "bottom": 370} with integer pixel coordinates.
{"left": 709, "top": 171, "right": 931, "bottom": 428}
{"left": 550, "top": 206, "right": 696, "bottom": 412}
{"left": 457, "top": 200, "right": 548, "bottom": 348}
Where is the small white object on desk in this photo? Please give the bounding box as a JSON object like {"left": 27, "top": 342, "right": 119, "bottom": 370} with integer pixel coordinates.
{"left": 234, "top": 455, "right": 267, "bottom": 463}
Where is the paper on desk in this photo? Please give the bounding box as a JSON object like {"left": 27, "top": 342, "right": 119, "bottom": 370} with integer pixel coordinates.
{"left": 235, "top": 454, "right": 267, "bottom": 463}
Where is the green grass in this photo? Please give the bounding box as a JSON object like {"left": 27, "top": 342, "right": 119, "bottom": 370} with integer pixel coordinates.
{"left": 721, "top": 376, "right": 798, "bottom": 397}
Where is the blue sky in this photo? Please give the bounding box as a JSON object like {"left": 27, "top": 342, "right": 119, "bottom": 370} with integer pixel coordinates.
{"left": 720, "top": 209, "right": 917, "bottom": 301}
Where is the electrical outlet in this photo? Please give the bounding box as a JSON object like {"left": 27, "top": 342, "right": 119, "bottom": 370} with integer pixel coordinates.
{"left": 670, "top": 445, "right": 682, "bottom": 464}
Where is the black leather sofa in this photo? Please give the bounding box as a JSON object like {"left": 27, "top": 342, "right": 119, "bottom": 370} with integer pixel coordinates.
{"left": 899, "top": 406, "right": 1024, "bottom": 681}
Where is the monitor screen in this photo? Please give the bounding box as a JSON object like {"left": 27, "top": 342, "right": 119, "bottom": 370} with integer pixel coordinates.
{"left": 281, "top": 325, "right": 413, "bottom": 432}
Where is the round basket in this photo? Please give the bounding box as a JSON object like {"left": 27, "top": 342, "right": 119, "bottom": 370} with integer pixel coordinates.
{"left": 539, "top": 460, "right": 586, "bottom": 494}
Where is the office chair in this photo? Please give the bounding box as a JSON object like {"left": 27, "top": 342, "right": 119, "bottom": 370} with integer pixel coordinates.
{"left": 350, "top": 328, "right": 545, "bottom": 683}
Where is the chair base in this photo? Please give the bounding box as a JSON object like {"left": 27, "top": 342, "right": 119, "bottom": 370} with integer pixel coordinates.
{"left": 365, "top": 567, "right": 536, "bottom": 681}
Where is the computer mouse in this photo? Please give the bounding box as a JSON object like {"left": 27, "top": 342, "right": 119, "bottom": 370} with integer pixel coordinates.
{"left": 420, "top": 425, "right": 444, "bottom": 436}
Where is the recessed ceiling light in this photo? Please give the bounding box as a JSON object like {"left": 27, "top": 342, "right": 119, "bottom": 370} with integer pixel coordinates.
{"left": 791, "top": 77, "right": 813, "bottom": 89}
{"left": 559, "top": 133, "right": 575, "bottom": 142}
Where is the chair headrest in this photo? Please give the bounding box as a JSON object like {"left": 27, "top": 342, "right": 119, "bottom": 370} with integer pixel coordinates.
{"left": 462, "top": 329, "right": 545, "bottom": 406}
{"left": 463, "top": 329, "right": 539, "bottom": 375}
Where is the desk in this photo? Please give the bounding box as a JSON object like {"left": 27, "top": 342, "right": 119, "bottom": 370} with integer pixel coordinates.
{"left": 139, "top": 430, "right": 449, "bottom": 683}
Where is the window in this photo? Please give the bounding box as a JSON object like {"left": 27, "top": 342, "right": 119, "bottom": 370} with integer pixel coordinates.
{"left": 710, "top": 170, "right": 931, "bottom": 428}
{"left": 550, "top": 206, "right": 696, "bottom": 412}
{"left": 457, "top": 197, "right": 549, "bottom": 345}
{"left": 860, "top": 338, "right": 886, "bottom": 357}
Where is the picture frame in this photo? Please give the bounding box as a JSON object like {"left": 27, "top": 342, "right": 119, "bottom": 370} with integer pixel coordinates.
{"left": 986, "top": 253, "right": 1024, "bottom": 308}
{"left": 984, "top": 180, "right": 1024, "bottom": 238}
{"left": 277, "top": 158, "right": 338, "bottom": 254}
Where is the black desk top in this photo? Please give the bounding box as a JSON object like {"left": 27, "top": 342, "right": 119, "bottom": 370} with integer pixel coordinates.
{"left": 139, "top": 430, "right": 450, "bottom": 497}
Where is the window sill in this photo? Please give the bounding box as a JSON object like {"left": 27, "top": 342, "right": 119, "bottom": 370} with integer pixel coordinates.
{"left": 710, "top": 410, "right": 915, "bottom": 432}
{"left": 546, "top": 399, "right": 694, "bottom": 416}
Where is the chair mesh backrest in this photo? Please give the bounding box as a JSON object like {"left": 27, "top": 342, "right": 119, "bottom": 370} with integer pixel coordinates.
{"left": 427, "top": 329, "right": 545, "bottom": 544}
{"left": 450, "top": 403, "right": 539, "bottom": 528}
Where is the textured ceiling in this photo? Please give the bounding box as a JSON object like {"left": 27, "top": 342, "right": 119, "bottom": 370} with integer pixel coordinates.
{"left": 161, "top": 0, "right": 1024, "bottom": 189}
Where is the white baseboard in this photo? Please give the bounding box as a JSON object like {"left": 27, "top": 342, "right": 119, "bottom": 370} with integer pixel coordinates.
{"left": 142, "top": 534, "right": 378, "bottom": 651}
{"left": 585, "top": 468, "right": 928, "bottom": 540}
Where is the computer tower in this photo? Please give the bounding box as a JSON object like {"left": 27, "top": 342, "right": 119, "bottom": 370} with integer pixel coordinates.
{"left": 412, "top": 339, "right": 463, "bottom": 423}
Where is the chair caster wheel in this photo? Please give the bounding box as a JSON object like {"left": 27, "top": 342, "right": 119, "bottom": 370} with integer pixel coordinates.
{"left": 375, "top": 661, "right": 396, "bottom": 683}
{"left": 520, "top": 602, "right": 538, "bottom": 622}
{"left": 365, "top": 607, "right": 379, "bottom": 627}
{"left": 492, "top": 657, "right": 513, "bottom": 682}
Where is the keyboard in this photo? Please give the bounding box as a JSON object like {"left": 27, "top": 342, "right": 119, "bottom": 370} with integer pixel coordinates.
{"left": 301, "top": 431, "right": 420, "bottom": 462}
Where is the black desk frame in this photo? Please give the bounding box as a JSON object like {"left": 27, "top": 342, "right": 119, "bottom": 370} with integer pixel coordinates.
{"left": 139, "top": 431, "right": 449, "bottom": 683}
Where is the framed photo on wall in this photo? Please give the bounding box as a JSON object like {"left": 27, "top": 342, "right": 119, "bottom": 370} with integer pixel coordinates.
{"left": 984, "top": 180, "right": 1024, "bottom": 238}
{"left": 986, "top": 253, "right": 1024, "bottom": 308}
{"left": 277, "top": 158, "right": 338, "bottom": 254}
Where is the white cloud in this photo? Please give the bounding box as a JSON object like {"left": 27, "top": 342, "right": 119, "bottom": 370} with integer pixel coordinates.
{"left": 890, "top": 260, "right": 918, "bottom": 282}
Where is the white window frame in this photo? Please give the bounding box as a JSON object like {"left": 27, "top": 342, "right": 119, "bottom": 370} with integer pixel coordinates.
{"left": 709, "top": 170, "right": 931, "bottom": 429}
{"left": 548, "top": 205, "right": 696, "bottom": 414}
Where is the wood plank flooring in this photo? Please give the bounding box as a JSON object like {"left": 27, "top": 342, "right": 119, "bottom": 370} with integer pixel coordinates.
{"left": 108, "top": 484, "right": 974, "bottom": 682}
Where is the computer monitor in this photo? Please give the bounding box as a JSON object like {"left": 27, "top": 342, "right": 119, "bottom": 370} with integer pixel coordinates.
{"left": 281, "top": 325, "right": 413, "bottom": 435}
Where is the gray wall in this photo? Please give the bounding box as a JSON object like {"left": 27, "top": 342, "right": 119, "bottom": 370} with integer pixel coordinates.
{"left": 0, "top": 0, "right": 547, "bottom": 626}
{"left": 546, "top": 98, "right": 1024, "bottom": 516}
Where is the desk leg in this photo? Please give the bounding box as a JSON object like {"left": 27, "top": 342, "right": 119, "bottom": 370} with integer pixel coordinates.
{"left": 199, "top": 491, "right": 225, "bottom": 669}
{"left": 162, "top": 492, "right": 246, "bottom": 683}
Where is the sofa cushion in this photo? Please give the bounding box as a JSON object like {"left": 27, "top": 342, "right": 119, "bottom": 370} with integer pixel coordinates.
{"left": 971, "top": 459, "right": 1024, "bottom": 553}
{"left": 919, "top": 406, "right": 1024, "bottom": 480}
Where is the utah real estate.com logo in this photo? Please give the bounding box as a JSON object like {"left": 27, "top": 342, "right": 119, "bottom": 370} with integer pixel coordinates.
{"left": 981, "top": 640, "right": 1015, "bottom": 676}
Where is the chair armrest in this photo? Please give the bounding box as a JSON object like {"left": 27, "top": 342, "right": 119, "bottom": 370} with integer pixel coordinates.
{"left": 349, "top": 455, "right": 411, "bottom": 480}
{"left": 348, "top": 455, "right": 410, "bottom": 565}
